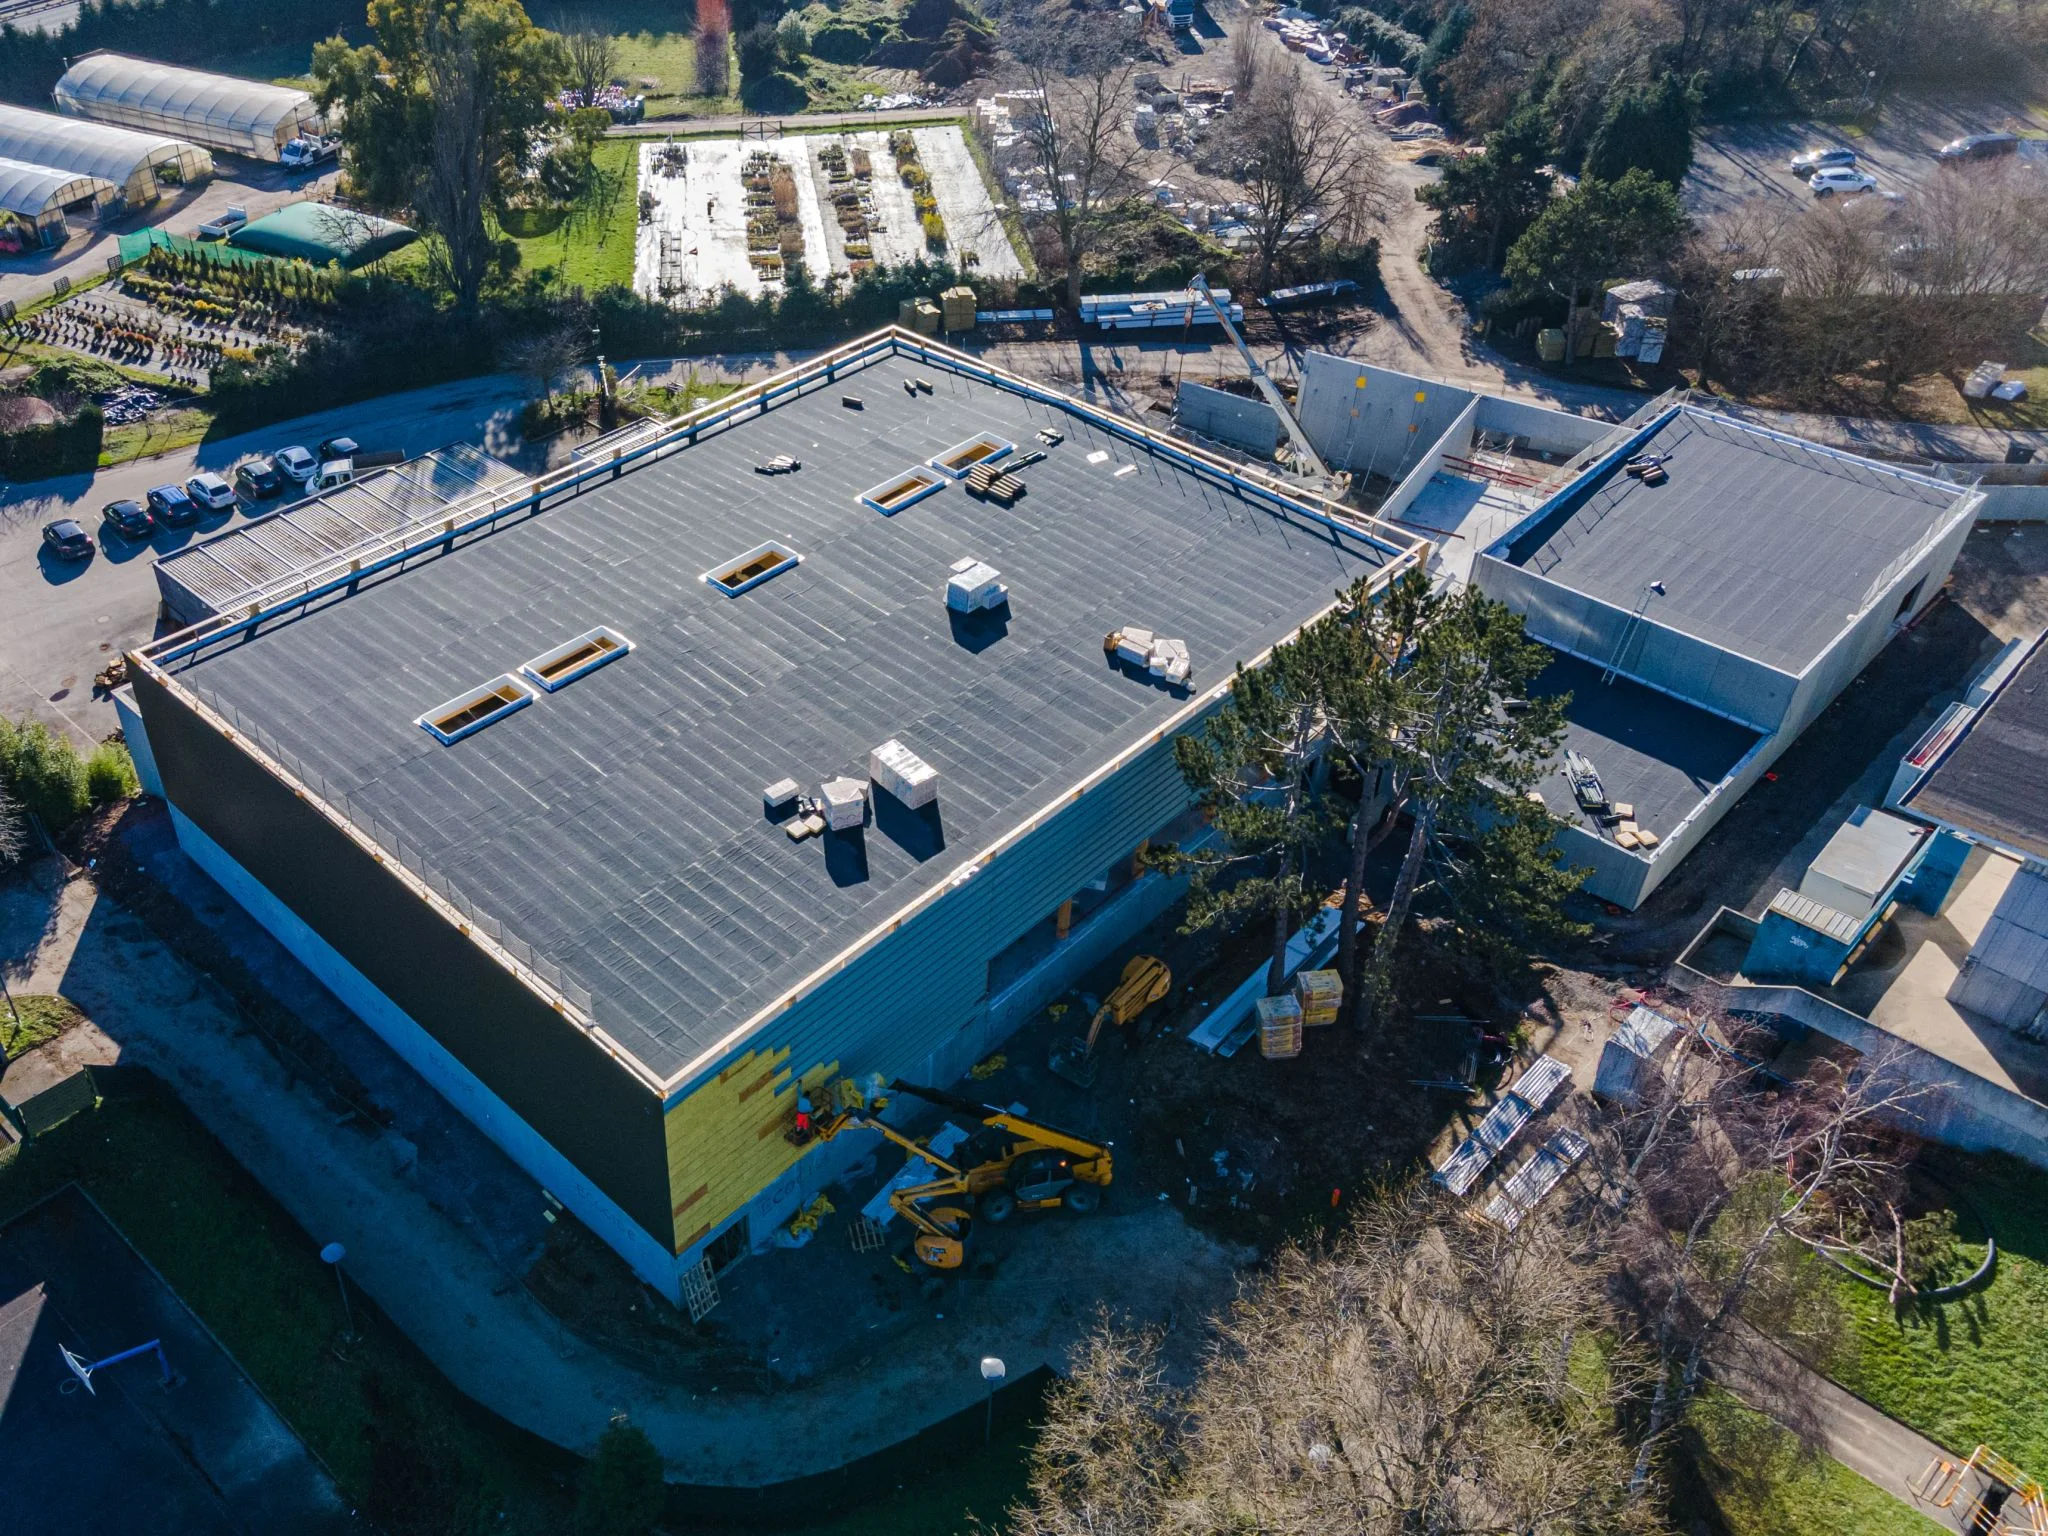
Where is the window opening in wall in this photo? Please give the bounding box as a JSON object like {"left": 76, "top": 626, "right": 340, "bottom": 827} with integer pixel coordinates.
{"left": 704, "top": 540, "right": 801, "bottom": 596}
{"left": 1894, "top": 577, "right": 1926, "bottom": 623}
{"left": 520, "top": 626, "right": 632, "bottom": 692}
{"left": 418, "top": 675, "right": 532, "bottom": 744}
{"left": 705, "top": 1214, "right": 751, "bottom": 1273}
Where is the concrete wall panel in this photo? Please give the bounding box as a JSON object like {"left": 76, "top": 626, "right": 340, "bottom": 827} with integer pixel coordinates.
{"left": 1297, "top": 353, "right": 1474, "bottom": 482}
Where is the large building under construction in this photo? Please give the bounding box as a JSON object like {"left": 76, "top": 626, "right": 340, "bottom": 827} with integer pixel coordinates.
{"left": 121, "top": 334, "right": 1422, "bottom": 1298}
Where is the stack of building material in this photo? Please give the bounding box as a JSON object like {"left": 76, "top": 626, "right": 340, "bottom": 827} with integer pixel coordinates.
{"left": 1432, "top": 1053, "right": 1571, "bottom": 1195}
{"left": 1595, "top": 1004, "right": 1681, "bottom": 1105}
{"left": 1537, "top": 328, "right": 1566, "bottom": 363}
{"left": 1482, "top": 1129, "right": 1591, "bottom": 1230}
{"left": 945, "top": 557, "right": 1008, "bottom": 611}
{"left": 819, "top": 776, "right": 869, "bottom": 830}
{"left": 868, "top": 738, "right": 939, "bottom": 808}
{"left": 965, "top": 461, "right": 1026, "bottom": 503}
{"left": 1147, "top": 636, "right": 1192, "bottom": 685}
{"left": 1963, "top": 361, "right": 2007, "bottom": 400}
{"left": 1295, "top": 969, "right": 1342, "bottom": 1025}
{"left": 940, "top": 286, "right": 977, "bottom": 331}
{"left": 898, "top": 297, "right": 941, "bottom": 335}
{"left": 1256, "top": 994, "right": 1304, "bottom": 1058}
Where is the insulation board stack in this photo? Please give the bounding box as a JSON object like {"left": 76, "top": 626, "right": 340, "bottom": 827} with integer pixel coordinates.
{"left": 940, "top": 286, "right": 978, "bottom": 332}
{"left": 819, "top": 776, "right": 869, "bottom": 830}
{"left": 1537, "top": 328, "right": 1566, "bottom": 363}
{"left": 898, "top": 297, "right": 942, "bottom": 335}
{"left": 1257, "top": 994, "right": 1304, "bottom": 1059}
{"left": 946, "top": 557, "right": 1008, "bottom": 612}
{"left": 868, "top": 738, "right": 939, "bottom": 808}
{"left": 1294, "top": 969, "right": 1342, "bottom": 1026}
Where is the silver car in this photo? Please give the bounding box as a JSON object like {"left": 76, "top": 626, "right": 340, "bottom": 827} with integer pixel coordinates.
{"left": 1789, "top": 147, "right": 1856, "bottom": 176}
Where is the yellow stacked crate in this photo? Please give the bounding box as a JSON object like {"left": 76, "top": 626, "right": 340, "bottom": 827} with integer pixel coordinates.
{"left": 940, "top": 285, "right": 977, "bottom": 331}
{"left": 1294, "top": 969, "right": 1342, "bottom": 1026}
{"left": 1257, "top": 994, "right": 1304, "bottom": 1059}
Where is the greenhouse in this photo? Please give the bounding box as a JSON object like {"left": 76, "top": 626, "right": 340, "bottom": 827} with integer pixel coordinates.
{"left": 0, "top": 102, "right": 210, "bottom": 206}
{"left": 0, "top": 156, "right": 115, "bottom": 247}
{"left": 54, "top": 52, "right": 321, "bottom": 163}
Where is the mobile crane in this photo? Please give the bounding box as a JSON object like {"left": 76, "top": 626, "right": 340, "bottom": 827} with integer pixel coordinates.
{"left": 793, "top": 1079, "right": 1113, "bottom": 1270}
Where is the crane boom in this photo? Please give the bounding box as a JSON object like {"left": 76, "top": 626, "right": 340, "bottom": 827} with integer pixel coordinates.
{"left": 1190, "top": 272, "right": 1338, "bottom": 487}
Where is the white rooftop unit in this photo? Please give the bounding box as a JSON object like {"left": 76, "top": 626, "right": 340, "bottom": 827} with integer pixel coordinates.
{"left": 945, "top": 557, "right": 1007, "bottom": 613}
{"left": 0, "top": 102, "right": 209, "bottom": 206}
{"left": 819, "top": 776, "right": 869, "bottom": 831}
{"left": 55, "top": 52, "right": 321, "bottom": 162}
{"left": 869, "top": 738, "right": 939, "bottom": 809}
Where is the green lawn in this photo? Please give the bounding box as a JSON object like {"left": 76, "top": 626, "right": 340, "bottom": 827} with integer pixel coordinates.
{"left": 1824, "top": 1154, "right": 2048, "bottom": 1478}
{"left": 100, "top": 405, "right": 217, "bottom": 468}
{"left": 0, "top": 1083, "right": 576, "bottom": 1532}
{"left": 1686, "top": 1390, "right": 1946, "bottom": 1536}
{"left": 0, "top": 994, "right": 80, "bottom": 1056}
{"left": 599, "top": 0, "right": 740, "bottom": 118}
{"left": 501, "top": 139, "right": 643, "bottom": 293}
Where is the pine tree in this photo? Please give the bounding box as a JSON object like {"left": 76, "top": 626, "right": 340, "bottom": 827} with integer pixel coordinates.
{"left": 1583, "top": 73, "right": 1700, "bottom": 188}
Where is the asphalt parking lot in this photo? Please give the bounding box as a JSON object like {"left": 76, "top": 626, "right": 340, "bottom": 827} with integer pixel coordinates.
{"left": 1683, "top": 88, "right": 2046, "bottom": 218}
{"left": 0, "top": 376, "right": 540, "bottom": 746}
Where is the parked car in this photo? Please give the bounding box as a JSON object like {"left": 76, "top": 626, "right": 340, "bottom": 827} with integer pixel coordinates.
{"left": 146, "top": 483, "right": 201, "bottom": 527}
{"left": 99, "top": 498, "right": 156, "bottom": 541}
{"left": 1810, "top": 167, "right": 1879, "bottom": 196}
{"left": 1936, "top": 132, "right": 2020, "bottom": 164}
{"left": 234, "top": 457, "right": 285, "bottom": 500}
{"left": 274, "top": 445, "right": 318, "bottom": 487}
{"left": 1789, "top": 147, "right": 1857, "bottom": 176}
{"left": 41, "top": 518, "right": 95, "bottom": 561}
{"left": 316, "top": 435, "right": 359, "bottom": 460}
{"left": 186, "top": 471, "right": 238, "bottom": 512}
{"left": 197, "top": 206, "right": 249, "bottom": 241}
{"left": 279, "top": 134, "right": 340, "bottom": 171}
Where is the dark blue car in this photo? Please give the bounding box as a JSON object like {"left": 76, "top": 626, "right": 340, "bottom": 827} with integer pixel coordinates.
{"left": 146, "top": 483, "right": 200, "bottom": 527}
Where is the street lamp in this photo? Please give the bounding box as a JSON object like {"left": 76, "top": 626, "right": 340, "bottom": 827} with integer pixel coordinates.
{"left": 321, "top": 1241, "right": 358, "bottom": 1344}
{"left": 980, "top": 1355, "right": 1007, "bottom": 1444}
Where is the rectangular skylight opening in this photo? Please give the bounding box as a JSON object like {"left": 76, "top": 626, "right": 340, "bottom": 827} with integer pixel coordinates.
{"left": 521, "top": 625, "right": 633, "bottom": 692}
{"left": 704, "top": 540, "right": 801, "bottom": 596}
{"left": 418, "top": 675, "right": 532, "bottom": 744}
{"left": 928, "top": 434, "right": 1015, "bottom": 479}
{"left": 861, "top": 468, "right": 945, "bottom": 515}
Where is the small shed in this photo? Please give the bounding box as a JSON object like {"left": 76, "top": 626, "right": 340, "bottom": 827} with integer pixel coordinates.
{"left": 1798, "top": 805, "right": 1927, "bottom": 921}
{"left": 229, "top": 203, "right": 418, "bottom": 268}
{"left": 1594, "top": 1004, "right": 1681, "bottom": 1105}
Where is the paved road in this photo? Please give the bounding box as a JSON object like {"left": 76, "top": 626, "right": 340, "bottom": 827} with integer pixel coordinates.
{"left": 608, "top": 105, "right": 962, "bottom": 138}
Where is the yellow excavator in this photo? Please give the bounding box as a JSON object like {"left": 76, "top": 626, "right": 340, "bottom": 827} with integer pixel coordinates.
{"left": 1048, "top": 954, "right": 1171, "bottom": 1085}
{"left": 794, "top": 1079, "right": 1113, "bottom": 1269}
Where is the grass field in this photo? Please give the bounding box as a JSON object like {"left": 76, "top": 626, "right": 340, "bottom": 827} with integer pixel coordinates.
{"left": 501, "top": 139, "right": 644, "bottom": 293}
{"left": 0, "top": 993, "right": 80, "bottom": 1056}
{"left": 1824, "top": 1154, "right": 2048, "bottom": 1478}
{"left": 99, "top": 405, "right": 217, "bottom": 469}
{"left": 1686, "top": 1390, "right": 1945, "bottom": 1536}
{"left": 1896, "top": 328, "right": 2048, "bottom": 431}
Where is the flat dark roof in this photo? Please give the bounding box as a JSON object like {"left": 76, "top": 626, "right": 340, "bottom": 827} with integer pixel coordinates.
{"left": 159, "top": 348, "right": 1399, "bottom": 1080}
{"left": 1530, "top": 652, "right": 1764, "bottom": 849}
{"left": 1500, "top": 407, "right": 1965, "bottom": 674}
{"left": 1907, "top": 632, "right": 2048, "bottom": 861}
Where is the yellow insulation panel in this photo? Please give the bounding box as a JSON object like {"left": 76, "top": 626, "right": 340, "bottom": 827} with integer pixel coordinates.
{"left": 663, "top": 1047, "right": 838, "bottom": 1251}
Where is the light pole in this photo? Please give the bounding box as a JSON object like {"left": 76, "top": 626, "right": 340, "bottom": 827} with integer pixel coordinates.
{"left": 980, "top": 1355, "right": 1006, "bottom": 1444}
{"left": 321, "top": 1241, "right": 357, "bottom": 1344}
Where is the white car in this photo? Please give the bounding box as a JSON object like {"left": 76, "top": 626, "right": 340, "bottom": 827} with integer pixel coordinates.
{"left": 274, "top": 445, "right": 317, "bottom": 486}
{"left": 1809, "top": 167, "right": 1879, "bottom": 197}
{"left": 1789, "top": 147, "right": 1856, "bottom": 176}
{"left": 185, "top": 471, "right": 238, "bottom": 512}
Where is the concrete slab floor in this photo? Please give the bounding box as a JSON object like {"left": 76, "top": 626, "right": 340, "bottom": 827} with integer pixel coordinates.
{"left": 0, "top": 805, "right": 1248, "bottom": 1484}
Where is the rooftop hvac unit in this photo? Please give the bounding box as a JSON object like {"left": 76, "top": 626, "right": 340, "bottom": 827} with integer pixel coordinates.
{"left": 946, "top": 557, "right": 1008, "bottom": 612}
{"left": 819, "top": 776, "right": 869, "bottom": 831}
{"left": 869, "top": 738, "right": 939, "bottom": 808}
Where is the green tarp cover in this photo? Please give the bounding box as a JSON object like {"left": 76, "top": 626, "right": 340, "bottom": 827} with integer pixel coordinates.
{"left": 229, "top": 202, "right": 416, "bottom": 268}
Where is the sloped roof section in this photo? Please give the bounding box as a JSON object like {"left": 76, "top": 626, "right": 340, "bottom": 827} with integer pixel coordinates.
{"left": 0, "top": 156, "right": 111, "bottom": 219}
{"left": 55, "top": 52, "right": 318, "bottom": 161}
{"left": 0, "top": 103, "right": 204, "bottom": 195}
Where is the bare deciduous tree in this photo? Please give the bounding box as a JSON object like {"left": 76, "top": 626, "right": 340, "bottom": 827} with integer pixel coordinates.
{"left": 1011, "top": 1187, "right": 1661, "bottom": 1536}
{"left": 1221, "top": 57, "right": 1397, "bottom": 288}
{"left": 419, "top": 28, "right": 499, "bottom": 315}
{"left": 1010, "top": 15, "right": 1151, "bottom": 309}
{"left": 556, "top": 13, "right": 617, "bottom": 108}
{"left": 502, "top": 324, "right": 589, "bottom": 399}
{"left": 695, "top": 25, "right": 731, "bottom": 97}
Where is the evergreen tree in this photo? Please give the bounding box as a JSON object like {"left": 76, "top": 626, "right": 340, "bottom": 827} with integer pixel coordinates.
{"left": 1583, "top": 73, "right": 1700, "bottom": 188}
{"left": 575, "top": 1424, "right": 666, "bottom": 1536}
{"left": 1504, "top": 168, "right": 1687, "bottom": 364}
{"left": 1420, "top": 100, "right": 1556, "bottom": 269}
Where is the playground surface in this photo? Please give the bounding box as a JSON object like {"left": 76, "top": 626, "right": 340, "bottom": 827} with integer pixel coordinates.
{"left": 0, "top": 1184, "right": 354, "bottom": 1535}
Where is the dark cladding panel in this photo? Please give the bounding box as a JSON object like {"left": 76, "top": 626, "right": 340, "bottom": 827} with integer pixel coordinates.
{"left": 129, "top": 665, "right": 676, "bottom": 1248}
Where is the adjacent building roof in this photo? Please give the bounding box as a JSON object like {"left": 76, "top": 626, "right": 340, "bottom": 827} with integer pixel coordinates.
{"left": 1497, "top": 406, "right": 1968, "bottom": 674}
{"left": 1905, "top": 631, "right": 2048, "bottom": 861}
{"left": 0, "top": 102, "right": 204, "bottom": 197}
{"left": 1529, "top": 651, "right": 1763, "bottom": 851}
{"left": 229, "top": 202, "right": 417, "bottom": 269}
{"left": 54, "top": 52, "right": 317, "bottom": 160}
{"left": 152, "top": 345, "right": 1407, "bottom": 1080}
{"left": 0, "top": 156, "right": 111, "bottom": 219}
